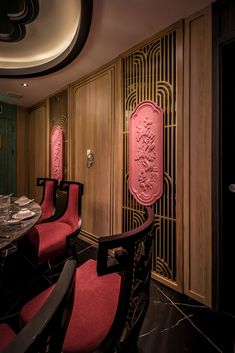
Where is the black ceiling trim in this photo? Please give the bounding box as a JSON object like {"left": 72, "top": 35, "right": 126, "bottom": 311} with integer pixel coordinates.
{"left": 0, "top": 0, "right": 93, "bottom": 78}
{"left": 0, "top": 0, "right": 39, "bottom": 42}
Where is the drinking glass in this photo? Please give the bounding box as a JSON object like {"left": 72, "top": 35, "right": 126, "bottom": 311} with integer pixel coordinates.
{"left": 0, "top": 195, "right": 10, "bottom": 223}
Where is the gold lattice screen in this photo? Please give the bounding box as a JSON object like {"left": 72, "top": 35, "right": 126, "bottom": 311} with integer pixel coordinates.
{"left": 49, "top": 89, "right": 68, "bottom": 208}
{"left": 49, "top": 89, "right": 68, "bottom": 179}
{"left": 123, "top": 30, "right": 177, "bottom": 282}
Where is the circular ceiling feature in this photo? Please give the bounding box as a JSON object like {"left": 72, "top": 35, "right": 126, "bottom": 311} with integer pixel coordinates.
{"left": 0, "top": 0, "right": 39, "bottom": 42}
{"left": 0, "top": 0, "right": 93, "bottom": 77}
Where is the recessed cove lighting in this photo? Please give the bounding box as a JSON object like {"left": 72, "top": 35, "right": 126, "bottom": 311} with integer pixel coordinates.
{"left": 21, "top": 82, "right": 28, "bottom": 87}
{"left": 0, "top": 0, "right": 93, "bottom": 78}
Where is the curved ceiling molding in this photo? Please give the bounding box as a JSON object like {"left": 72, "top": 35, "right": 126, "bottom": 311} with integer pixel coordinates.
{"left": 0, "top": 0, "right": 39, "bottom": 42}
{"left": 0, "top": 0, "right": 93, "bottom": 78}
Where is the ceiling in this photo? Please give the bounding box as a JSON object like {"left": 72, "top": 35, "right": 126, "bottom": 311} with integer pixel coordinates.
{"left": 0, "top": 0, "right": 214, "bottom": 108}
{"left": 0, "top": 0, "right": 92, "bottom": 76}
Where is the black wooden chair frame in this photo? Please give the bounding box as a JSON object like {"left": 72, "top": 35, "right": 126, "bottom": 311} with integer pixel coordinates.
{"left": 2, "top": 258, "right": 77, "bottom": 353}
{"left": 39, "top": 180, "right": 84, "bottom": 260}
{"left": 95, "top": 206, "right": 155, "bottom": 353}
{"left": 16, "top": 206, "right": 154, "bottom": 353}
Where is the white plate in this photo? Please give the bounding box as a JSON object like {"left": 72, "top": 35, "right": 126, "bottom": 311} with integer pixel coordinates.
{"left": 14, "top": 196, "right": 29, "bottom": 205}
{"left": 12, "top": 211, "right": 35, "bottom": 220}
{"left": 17, "top": 199, "right": 34, "bottom": 207}
{"left": 7, "top": 219, "right": 21, "bottom": 225}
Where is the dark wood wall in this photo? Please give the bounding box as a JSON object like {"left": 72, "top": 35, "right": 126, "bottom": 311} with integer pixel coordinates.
{"left": 212, "top": 0, "right": 235, "bottom": 316}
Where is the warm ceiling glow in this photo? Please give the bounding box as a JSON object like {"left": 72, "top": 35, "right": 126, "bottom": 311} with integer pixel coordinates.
{"left": 0, "top": 0, "right": 81, "bottom": 69}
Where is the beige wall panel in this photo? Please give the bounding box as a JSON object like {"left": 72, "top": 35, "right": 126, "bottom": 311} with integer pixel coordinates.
{"left": 184, "top": 7, "right": 212, "bottom": 306}
{"left": 112, "top": 59, "right": 123, "bottom": 234}
{"left": 16, "top": 106, "right": 29, "bottom": 197}
{"left": 71, "top": 67, "right": 117, "bottom": 240}
{"left": 28, "top": 103, "right": 49, "bottom": 203}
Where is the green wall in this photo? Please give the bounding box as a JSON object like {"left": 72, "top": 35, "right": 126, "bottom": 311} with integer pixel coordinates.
{"left": 0, "top": 101, "right": 16, "bottom": 195}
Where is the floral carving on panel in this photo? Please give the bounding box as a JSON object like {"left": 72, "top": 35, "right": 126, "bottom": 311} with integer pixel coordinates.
{"left": 51, "top": 125, "right": 64, "bottom": 181}
{"left": 129, "top": 101, "right": 163, "bottom": 206}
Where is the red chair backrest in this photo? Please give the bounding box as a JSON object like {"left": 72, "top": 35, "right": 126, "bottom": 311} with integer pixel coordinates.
{"left": 59, "top": 182, "right": 83, "bottom": 230}
{"left": 40, "top": 180, "right": 57, "bottom": 221}
{"left": 37, "top": 178, "right": 58, "bottom": 222}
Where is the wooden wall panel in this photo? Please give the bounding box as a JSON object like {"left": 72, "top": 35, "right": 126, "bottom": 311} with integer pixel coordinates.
{"left": 183, "top": 7, "right": 212, "bottom": 306}
{"left": 70, "top": 64, "right": 122, "bottom": 242}
{"left": 28, "top": 102, "right": 49, "bottom": 203}
{"left": 16, "top": 106, "right": 29, "bottom": 197}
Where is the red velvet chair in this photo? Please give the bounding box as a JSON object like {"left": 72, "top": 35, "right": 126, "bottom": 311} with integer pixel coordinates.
{"left": 25, "top": 180, "right": 83, "bottom": 265}
{"left": 0, "top": 258, "right": 77, "bottom": 353}
{"left": 20, "top": 207, "right": 154, "bottom": 353}
{"left": 36, "top": 177, "right": 58, "bottom": 223}
{"left": 0, "top": 324, "right": 16, "bottom": 352}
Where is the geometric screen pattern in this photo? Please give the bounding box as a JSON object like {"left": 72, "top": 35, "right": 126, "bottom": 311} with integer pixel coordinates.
{"left": 49, "top": 89, "right": 68, "bottom": 205}
{"left": 49, "top": 89, "right": 68, "bottom": 181}
{"left": 122, "top": 30, "right": 177, "bottom": 282}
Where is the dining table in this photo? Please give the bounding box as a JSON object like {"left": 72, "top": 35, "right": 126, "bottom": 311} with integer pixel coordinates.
{"left": 0, "top": 198, "right": 41, "bottom": 252}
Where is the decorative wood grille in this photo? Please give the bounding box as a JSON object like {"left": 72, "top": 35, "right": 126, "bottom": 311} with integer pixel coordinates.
{"left": 122, "top": 30, "right": 177, "bottom": 282}
{"left": 49, "top": 89, "right": 68, "bottom": 180}
{"left": 49, "top": 89, "right": 68, "bottom": 206}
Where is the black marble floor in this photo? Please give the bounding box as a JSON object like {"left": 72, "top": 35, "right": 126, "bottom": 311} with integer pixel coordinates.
{"left": 0, "top": 239, "right": 234, "bottom": 353}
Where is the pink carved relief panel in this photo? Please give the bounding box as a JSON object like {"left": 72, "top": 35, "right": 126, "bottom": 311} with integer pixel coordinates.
{"left": 50, "top": 125, "right": 64, "bottom": 181}
{"left": 128, "top": 100, "right": 164, "bottom": 206}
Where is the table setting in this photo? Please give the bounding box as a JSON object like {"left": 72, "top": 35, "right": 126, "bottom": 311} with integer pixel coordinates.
{"left": 0, "top": 195, "right": 36, "bottom": 224}
{"left": 0, "top": 195, "right": 41, "bottom": 251}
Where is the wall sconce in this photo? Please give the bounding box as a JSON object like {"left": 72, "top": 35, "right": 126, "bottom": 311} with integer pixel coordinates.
{"left": 86, "top": 149, "right": 94, "bottom": 168}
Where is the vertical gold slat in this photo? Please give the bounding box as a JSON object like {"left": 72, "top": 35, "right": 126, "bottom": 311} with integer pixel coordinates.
{"left": 168, "top": 32, "right": 172, "bottom": 278}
